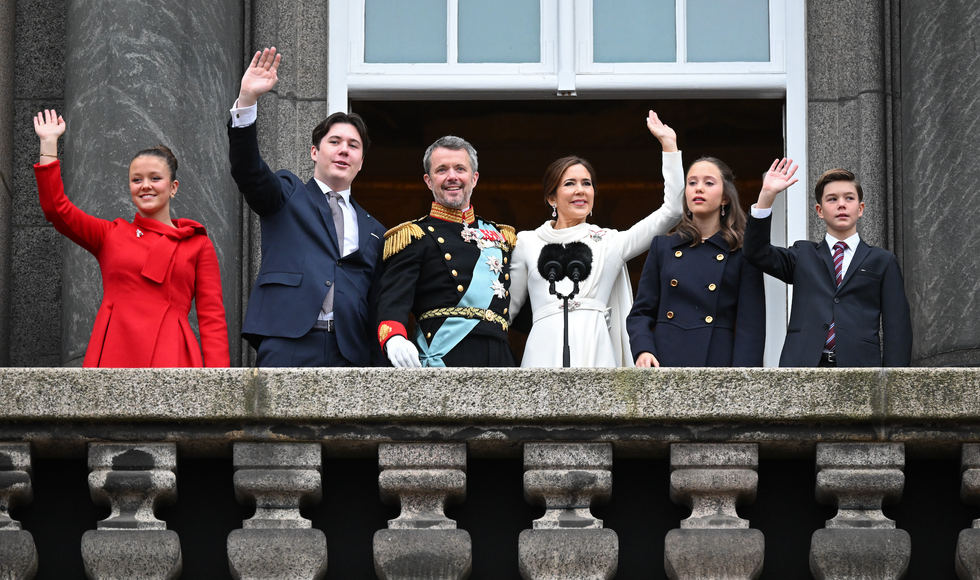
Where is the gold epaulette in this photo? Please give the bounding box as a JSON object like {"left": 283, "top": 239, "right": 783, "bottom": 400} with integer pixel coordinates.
{"left": 384, "top": 220, "right": 425, "bottom": 260}
{"left": 498, "top": 224, "right": 517, "bottom": 249}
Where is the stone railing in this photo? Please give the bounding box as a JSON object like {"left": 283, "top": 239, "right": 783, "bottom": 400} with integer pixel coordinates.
{"left": 1, "top": 367, "right": 980, "bottom": 579}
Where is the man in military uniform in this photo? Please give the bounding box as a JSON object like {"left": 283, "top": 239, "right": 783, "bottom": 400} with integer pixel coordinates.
{"left": 376, "top": 136, "right": 517, "bottom": 367}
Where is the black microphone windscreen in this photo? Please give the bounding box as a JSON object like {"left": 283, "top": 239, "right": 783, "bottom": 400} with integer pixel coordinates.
{"left": 563, "top": 241, "right": 593, "bottom": 281}
{"left": 537, "top": 243, "right": 567, "bottom": 280}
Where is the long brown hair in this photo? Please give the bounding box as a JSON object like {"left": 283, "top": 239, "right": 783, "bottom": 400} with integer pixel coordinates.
{"left": 672, "top": 157, "right": 747, "bottom": 251}
{"left": 542, "top": 156, "right": 597, "bottom": 205}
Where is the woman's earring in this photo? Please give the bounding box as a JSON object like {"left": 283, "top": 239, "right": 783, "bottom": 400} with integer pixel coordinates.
{"left": 551, "top": 205, "right": 557, "bottom": 218}
{"left": 721, "top": 205, "right": 726, "bottom": 217}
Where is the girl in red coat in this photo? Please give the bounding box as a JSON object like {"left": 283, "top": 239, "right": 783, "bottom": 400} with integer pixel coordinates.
{"left": 33, "top": 109, "right": 230, "bottom": 367}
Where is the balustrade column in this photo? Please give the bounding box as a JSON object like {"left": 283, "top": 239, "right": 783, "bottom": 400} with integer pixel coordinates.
{"left": 227, "top": 442, "right": 327, "bottom": 580}
{"left": 81, "top": 443, "right": 181, "bottom": 580}
{"left": 664, "top": 443, "right": 764, "bottom": 580}
{"left": 809, "top": 443, "right": 910, "bottom": 580}
{"left": 373, "top": 443, "right": 471, "bottom": 580}
{"left": 956, "top": 444, "right": 980, "bottom": 578}
{"left": 0, "top": 443, "right": 37, "bottom": 580}
{"left": 518, "top": 443, "right": 617, "bottom": 580}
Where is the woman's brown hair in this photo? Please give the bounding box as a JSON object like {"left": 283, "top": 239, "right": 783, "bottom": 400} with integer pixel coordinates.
{"left": 672, "top": 156, "right": 747, "bottom": 251}
{"left": 132, "top": 145, "right": 178, "bottom": 181}
{"left": 542, "top": 156, "right": 597, "bottom": 206}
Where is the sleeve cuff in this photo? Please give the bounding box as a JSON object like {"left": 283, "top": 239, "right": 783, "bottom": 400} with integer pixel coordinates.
{"left": 378, "top": 321, "right": 408, "bottom": 349}
{"left": 230, "top": 102, "right": 258, "bottom": 127}
{"left": 750, "top": 204, "right": 773, "bottom": 219}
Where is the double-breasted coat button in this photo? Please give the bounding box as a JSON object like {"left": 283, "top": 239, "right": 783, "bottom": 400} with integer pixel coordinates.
{"left": 667, "top": 311, "right": 674, "bottom": 319}
{"left": 503, "top": 308, "right": 508, "bottom": 315}
{"left": 445, "top": 253, "right": 452, "bottom": 260}
{"left": 437, "top": 237, "right": 445, "bottom": 243}
{"left": 504, "top": 257, "right": 508, "bottom": 264}
{"left": 705, "top": 316, "right": 713, "bottom": 323}
{"left": 452, "top": 269, "right": 458, "bottom": 276}
{"left": 505, "top": 274, "right": 510, "bottom": 280}
{"left": 834, "top": 297, "right": 840, "bottom": 303}
{"left": 428, "top": 226, "right": 435, "bottom": 232}
{"left": 457, "top": 285, "right": 464, "bottom": 292}
{"left": 325, "top": 281, "right": 332, "bottom": 286}
{"left": 823, "top": 323, "right": 830, "bottom": 329}
{"left": 670, "top": 279, "right": 678, "bottom": 287}
{"left": 675, "top": 251, "right": 683, "bottom": 258}
{"left": 427, "top": 333, "right": 432, "bottom": 339}
{"left": 716, "top": 254, "right": 724, "bottom": 261}
{"left": 708, "top": 284, "right": 717, "bottom": 291}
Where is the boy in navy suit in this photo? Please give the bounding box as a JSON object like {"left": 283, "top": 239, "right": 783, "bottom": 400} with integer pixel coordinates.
{"left": 743, "top": 161, "right": 912, "bottom": 367}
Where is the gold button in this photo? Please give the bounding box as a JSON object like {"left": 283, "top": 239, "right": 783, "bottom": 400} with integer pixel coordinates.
{"left": 445, "top": 253, "right": 452, "bottom": 260}
{"left": 716, "top": 254, "right": 724, "bottom": 261}
{"left": 505, "top": 274, "right": 510, "bottom": 280}
{"left": 667, "top": 311, "right": 674, "bottom": 319}
{"left": 426, "top": 333, "right": 432, "bottom": 339}
{"left": 504, "top": 257, "right": 508, "bottom": 264}
{"left": 437, "top": 237, "right": 445, "bottom": 243}
{"left": 452, "top": 269, "right": 458, "bottom": 276}
{"left": 670, "top": 279, "right": 678, "bottom": 287}
{"left": 503, "top": 308, "right": 508, "bottom": 314}
{"left": 675, "top": 251, "right": 683, "bottom": 258}
{"left": 428, "top": 226, "right": 435, "bottom": 232}
{"left": 506, "top": 291, "right": 509, "bottom": 297}
{"left": 457, "top": 285, "right": 464, "bottom": 292}
{"left": 708, "top": 283, "right": 717, "bottom": 291}
{"left": 706, "top": 316, "right": 713, "bottom": 323}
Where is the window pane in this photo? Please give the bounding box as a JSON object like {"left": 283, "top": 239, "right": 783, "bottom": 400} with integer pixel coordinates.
{"left": 365, "top": 0, "right": 447, "bottom": 63}
{"left": 458, "top": 0, "right": 540, "bottom": 63}
{"left": 687, "top": 0, "right": 770, "bottom": 62}
{"left": 593, "top": 0, "right": 675, "bottom": 63}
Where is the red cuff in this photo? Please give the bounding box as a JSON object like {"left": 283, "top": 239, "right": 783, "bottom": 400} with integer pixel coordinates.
{"left": 378, "top": 321, "right": 407, "bottom": 349}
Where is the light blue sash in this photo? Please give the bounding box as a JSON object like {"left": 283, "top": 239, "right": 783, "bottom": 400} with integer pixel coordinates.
{"left": 416, "top": 220, "right": 503, "bottom": 367}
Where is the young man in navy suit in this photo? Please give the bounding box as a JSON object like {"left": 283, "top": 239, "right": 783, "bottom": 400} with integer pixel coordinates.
{"left": 228, "top": 47, "right": 387, "bottom": 367}
{"left": 743, "top": 161, "right": 912, "bottom": 367}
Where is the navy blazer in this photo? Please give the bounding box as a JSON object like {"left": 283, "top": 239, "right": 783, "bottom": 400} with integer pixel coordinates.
{"left": 627, "top": 233, "right": 766, "bottom": 367}
{"left": 228, "top": 121, "right": 386, "bottom": 366}
{"left": 743, "top": 214, "right": 912, "bottom": 367}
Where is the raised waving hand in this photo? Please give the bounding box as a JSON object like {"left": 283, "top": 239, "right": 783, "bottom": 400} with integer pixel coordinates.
{"left": 756, "top": 158, "right": 800, "bottom": 209}
{"left": 238, "top": 47, "right": 282, "bottom": 108}
{"left": 34, "top": 109, "right": 66, "bottom": 166}
{"left": 646, "top": 110, "right": 678, "bottom": 153}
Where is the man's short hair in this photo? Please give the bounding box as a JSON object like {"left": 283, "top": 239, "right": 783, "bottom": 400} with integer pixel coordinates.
{"left": 311, "top": 112, "right": 370, "bottom": 152}
{"left": 814, "top": 168, "right": 863, "bottom": 204}
{"left": 423, "top": 136, "right": 478, "bottom": 175}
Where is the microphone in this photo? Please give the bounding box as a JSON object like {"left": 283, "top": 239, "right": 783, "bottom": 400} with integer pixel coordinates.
{"left": 563, "top": 242, "right": 593, "bottom": 282}
{"left": 537, "top": 243, "right": 566, "bottom": 282}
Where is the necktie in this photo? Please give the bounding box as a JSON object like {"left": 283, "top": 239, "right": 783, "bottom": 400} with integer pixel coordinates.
{"left": 321, "top": 191, "right": 345, "bottom": 316}
{"left": 824, "top": 241, "right": 848, "bottom": 352}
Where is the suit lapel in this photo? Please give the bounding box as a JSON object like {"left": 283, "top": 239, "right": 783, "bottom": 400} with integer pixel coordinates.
{"left": 351, "top": 198, "right": 373, "bottom": 255}
{"left": 817, "top": 239, "right": 836, "bottom": 286}
{"left": 839, "top": 240, "right": 872, "bottom": 290}
{"left": 307, "top": 179, "right": 341, "bottom": 253}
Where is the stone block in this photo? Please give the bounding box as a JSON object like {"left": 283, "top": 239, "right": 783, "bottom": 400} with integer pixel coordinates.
{"left": 957, "top": 528, "right": 980, "bottom": 580}
{"left": 664, "top": 529, "right": 764, "bottom": 580}
{"left": 379, "top": 443, "right": 466, "bottom": 471}
{"left": 809, "top": 528, "right": 910, "bottom": 580}
{"left": 227, "top": 528, "right": 328, "bottom": 580}
{"left": 815, "top": 443, "right": 905, "bottom": 530}
{"left": 518, "top": 528, "right": 618, "bottom": 580}
{"left": 87, "top": 443, "right": 177, "bottom": 531}
{"left": 0, "top": 529, "right": 38, "bottom": 580}
{"left": 81, "top": 529, "right": 181, "bottom": 580}
{"left": 0, "top": 443, "right": 36, "bottom": 580}
{"left": 373, "top": 529, "right": 471, "bottom": 580}
{"left": 524, "top": 443, "right": 612, "bottom": 470}
{"left": 670, "top": 444, "right": 758, "bottom": 470}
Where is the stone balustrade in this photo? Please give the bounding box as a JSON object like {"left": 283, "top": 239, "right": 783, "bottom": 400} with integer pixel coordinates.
{"left": 1, "top": 367, "right": 980, "bottom": 578}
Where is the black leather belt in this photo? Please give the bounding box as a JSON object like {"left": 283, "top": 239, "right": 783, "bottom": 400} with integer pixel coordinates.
{"left": 313, "top": 319, "right": 335, "bottom": 332}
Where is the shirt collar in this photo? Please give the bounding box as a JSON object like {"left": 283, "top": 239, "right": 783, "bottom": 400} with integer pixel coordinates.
{"left": 314, "top": 178, "right": 351, "bottom": 204}
{"left": 429, "top": 202, "right": 475, "bottom": 225}
{"left": 826, "top": 231, "right": 860, "bottom": 251}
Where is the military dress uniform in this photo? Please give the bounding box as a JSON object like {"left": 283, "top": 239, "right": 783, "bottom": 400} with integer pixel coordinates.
{"left": 376, "top": 202, "right": 517, "bottom": 367}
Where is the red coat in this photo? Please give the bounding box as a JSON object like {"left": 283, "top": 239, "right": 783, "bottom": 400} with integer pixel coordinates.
{"left": 35, "top": 161, "right": 230, "bottom": 367}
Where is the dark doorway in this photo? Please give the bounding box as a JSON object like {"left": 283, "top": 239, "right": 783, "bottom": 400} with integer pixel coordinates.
{"left": 350, "top": 99, "right": 785, "bottom": 360}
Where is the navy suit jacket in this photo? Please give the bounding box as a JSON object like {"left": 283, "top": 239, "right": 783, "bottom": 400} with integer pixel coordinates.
{"left": 743, "top": 215, "right": 912, "bottom": 367}
{"left": 627, "top": 233, "right": 766, "bottom": 367}
{"left": 228, "top": 121, "right": 386, "bottom": 366}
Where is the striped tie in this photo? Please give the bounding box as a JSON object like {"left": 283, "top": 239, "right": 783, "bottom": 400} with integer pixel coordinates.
{"left": 824, "top": 241, "right": 848, "bottom": 353}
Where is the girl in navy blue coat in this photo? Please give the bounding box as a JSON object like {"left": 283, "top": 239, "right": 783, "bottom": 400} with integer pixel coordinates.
{"left": 627, "top": 157, "right": 766, "bottom": 367}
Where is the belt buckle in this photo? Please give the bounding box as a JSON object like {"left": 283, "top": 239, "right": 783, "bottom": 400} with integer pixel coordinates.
{"left": 825, "top": 352, "right": 836, "bottom": 364}
{"left": 483, "top": 309, "right": 495, "bottom": 322}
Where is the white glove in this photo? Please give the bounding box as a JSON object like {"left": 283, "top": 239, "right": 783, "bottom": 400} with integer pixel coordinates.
{"left": 386, "top": 335, "right": 422, "bottom": 367}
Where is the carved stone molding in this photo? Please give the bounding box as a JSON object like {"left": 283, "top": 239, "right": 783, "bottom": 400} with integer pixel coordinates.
{"left": 955, "top": 444, "right": 980, "bottom": 579}
{"left": 0, "top": 443, "right": 37, "bottom": 580}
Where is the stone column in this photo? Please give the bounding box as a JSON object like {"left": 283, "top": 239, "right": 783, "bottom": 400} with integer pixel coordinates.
{"left": 809, "top": 443, "right": 910, "bottom": 580}
{"left": 61, "top": 0, "right": 244, "bottom": 365}
{"left": 902, "top": 1, "right": 980, "bottom": 366}
{"left": 664, "top": 444, "right": 764, "bottom": 580}
{"left": 518, "top": 443, "right": 617, "bottom": 580}
{"left": 0, "top": 444, "right": 37, "bottom": 580}
{"left": 956, "top": 444, "right": 980, "bottom": 579}
{"left": 0, "top": 0, "right": 13, "bottom": 366}
{"left": 373, "top": 443, "right": 471, "bottom": 580}
{"left": 227, "top": 443, "right": 327, "bottom": 580}
{"left": 81, "top": 443, "right": 181, "bottom": 580}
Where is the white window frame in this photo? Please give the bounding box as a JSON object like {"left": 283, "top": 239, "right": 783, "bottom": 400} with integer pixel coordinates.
{"left": 328, "top": 0, "right": 808, "bottom": 365}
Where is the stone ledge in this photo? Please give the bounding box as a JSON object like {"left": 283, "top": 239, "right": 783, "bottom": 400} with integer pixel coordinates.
{"left": 0, "top": 367, "right": 979, "bottom": 422}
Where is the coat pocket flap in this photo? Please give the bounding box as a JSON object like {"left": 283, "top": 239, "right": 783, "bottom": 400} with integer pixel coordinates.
{"left": 258, "top": 271, "right": 303, "bottom": 287}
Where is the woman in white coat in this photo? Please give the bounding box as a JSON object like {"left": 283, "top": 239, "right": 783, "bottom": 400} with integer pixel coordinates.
{"left": 508, "top": 111, "right": 684, "bottom": 367}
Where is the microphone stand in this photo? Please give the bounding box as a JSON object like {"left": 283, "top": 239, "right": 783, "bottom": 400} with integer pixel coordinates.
{"left": 551, "top": 277, "right": 581, "bottom": 368}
